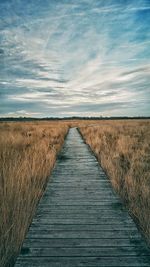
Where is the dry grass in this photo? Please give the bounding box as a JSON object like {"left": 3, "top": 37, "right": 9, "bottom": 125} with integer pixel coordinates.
{"left": 79, "top": 120, "right": 150, "bottom": 243}
{"left": 0, "top": 121, "right": 68, "bottom": 267}
{"left": 1, "top": 119, "right": 150, "bottom": 267}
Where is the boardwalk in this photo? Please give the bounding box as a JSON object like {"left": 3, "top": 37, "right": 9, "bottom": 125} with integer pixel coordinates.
{"left": 15, "top": 128, "right": 150, "bottom": 267}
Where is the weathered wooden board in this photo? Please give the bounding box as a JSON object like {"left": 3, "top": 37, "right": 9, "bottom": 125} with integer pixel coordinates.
{"left": 15, "top": 256, "right": 150, "bottom": 267}
{"left": 29, "top": 224, "right": 137, "bottom": 231}
{"left": 35, "top": 208, "right": 129, "bottom": 216}
{"left": 22, "top": 237, "right": 147, "bottom": 248}
{"left": 15, "top": 128, "right": 150, "bottom": 267}
{"left": 31, "top": 218, "right": 136, "bottom": 225}
{"left": 16, "top": 247, "right": 150, "bottom": 257}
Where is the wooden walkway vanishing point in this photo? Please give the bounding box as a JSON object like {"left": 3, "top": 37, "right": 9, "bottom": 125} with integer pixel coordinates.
{"left": 15, "top": 128, "right": 150, "bottom": 267}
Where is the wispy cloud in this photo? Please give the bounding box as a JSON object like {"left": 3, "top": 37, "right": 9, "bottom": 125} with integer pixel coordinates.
{"left": 0, "top": 0, "right": 150, "bottom": 117}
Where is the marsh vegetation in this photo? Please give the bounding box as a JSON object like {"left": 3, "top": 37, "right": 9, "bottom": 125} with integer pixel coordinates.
{"left": 0, "top": 119, "right": 150, "bottom": 266}
{"left": 0, "top": 121, "right": 68, "bottom": 267}
{"left": 79, "top": 120, "right": 150, "bottom": 243}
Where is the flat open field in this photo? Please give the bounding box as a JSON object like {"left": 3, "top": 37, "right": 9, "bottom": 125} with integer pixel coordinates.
{"left": 0, "top": 119, "right": 150, "bottom": 266}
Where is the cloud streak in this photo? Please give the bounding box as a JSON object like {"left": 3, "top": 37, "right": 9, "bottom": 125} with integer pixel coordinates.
{"left": 0, "top": 0, "right": 150, "bottom": 117}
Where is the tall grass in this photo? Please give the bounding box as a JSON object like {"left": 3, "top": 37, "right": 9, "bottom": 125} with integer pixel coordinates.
{"left": 1, "top": 119, "right": 150, "bottom": 267}
{"left": 79, "top": 120, "right": 150, "bottom": 243}
{"left": 0, "top": 121, "right": 68, "bottom": 267}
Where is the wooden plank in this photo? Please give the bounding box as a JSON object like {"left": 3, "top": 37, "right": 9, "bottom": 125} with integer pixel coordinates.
{"left": 19, "top": 247, "right": 150, "bottom": 257}
{"left": 45, "top": 189, "right": 116, "bottom": 195}
{"left": 48, "top": 181, "right": 112, "bottom": 185}
{"left": 49, "top": 178, "right": 111, "bottom": 182}
{"left": 35, "top": 209, "right": 129, "bottom": 216}
{"left": 57, "top": 161, "right": 100, "bottom": 165}
{"left": 23, "top": 238, "right": 148, "bottom": 248}
{"left": 26, "top": 229, "right": 140, "bottom": 239}
{"left": 36, "top": 203, "right": 127, "bottom": 210}
{"left": 15, "top": 256, "right": 150, "bottom": 267}
{"left": 47, "top": 179, "right": 111, "bottom": 183}
{"left": 29, "top": 224, "right": 137, "bottom": 231}
{"left": 44, "top": 189, "right": 116, "bottom": 194}
{"left": 51, "top": 171, "right": 103, "bottom": 175}
{"left": 42, "top": 189, "right": 118, "bottom": 196}
{"left": 41, "top": 193, "right": 120, "bottom": 199}
{"left": 41, "top": 196, "right": 119, "bottom": 201}
{"left": 36, "top": 215, "right": 132, "bottom": 223}
{"left": 37, "top": 204, "right": 125, "bottom": 210}
{"left": 32, "top": 218, "right": 134, "bottom": 225}
{"left": 40, "top": 200, "right": 121, "bottom": 205}
{"left": 48, "top": 185, "right": 112, "bottom": 189}
{"left": 35, "top": 202, "right": 125, "bottom": 208}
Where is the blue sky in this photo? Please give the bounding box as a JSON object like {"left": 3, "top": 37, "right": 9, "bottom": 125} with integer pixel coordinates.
{"left": 0, "top": 0, "right": 150, "bottom": 117}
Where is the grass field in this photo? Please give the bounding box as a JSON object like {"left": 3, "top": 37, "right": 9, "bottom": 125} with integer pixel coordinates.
{"left": 79, "top": 120, "right": 150, "bottom": 243}
{"left": 0, "top": 119, "right": 150, "bottom": 267}
{"left": 0, "top": 121, "right": 68, "bottom": 267}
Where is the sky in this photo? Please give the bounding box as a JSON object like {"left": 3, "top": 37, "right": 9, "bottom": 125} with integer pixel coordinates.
{"left": 0, "top": 0, "right": 150, "bottom": 117}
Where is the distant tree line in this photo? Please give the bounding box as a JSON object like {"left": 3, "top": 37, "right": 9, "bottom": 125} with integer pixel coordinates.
{"left": 0, "top": 116, "right": 150, "bottom": 122}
